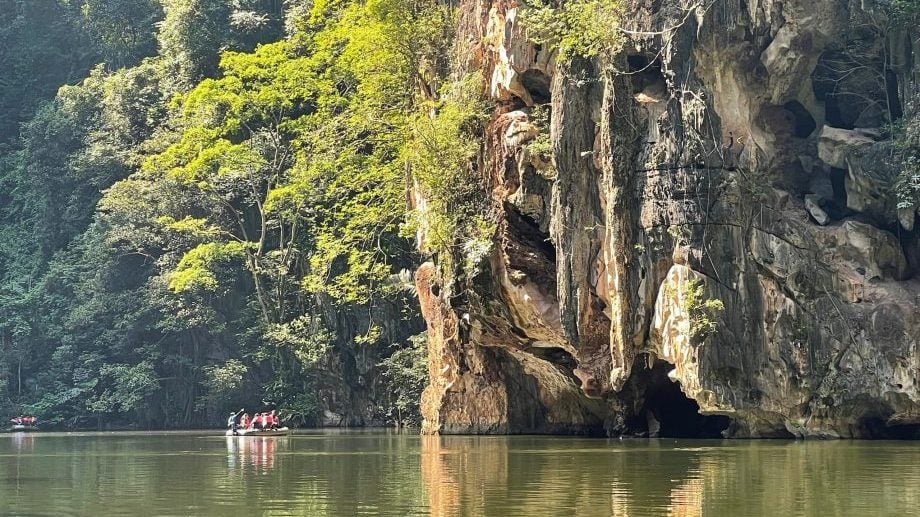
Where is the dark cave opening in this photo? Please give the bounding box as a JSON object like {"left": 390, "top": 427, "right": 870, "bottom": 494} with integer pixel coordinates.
{"left": 520, "top": 69, "right": 552, "bottom": 105}
{"left": 858, "top": 416, "right": 920, "bottom": 440}
{"left": 885, "top": 70, "right": 903, "bottom": 121}
{"left": 530, "top": 345, "right": 578, "bottom": 372}
{"left": 627, "top": 54, "right": 652, "bottom": 71}
{"left": 782, "top": 100, "right": 817, "bottom": 138}
{"left": 812, "top": 48, "right": 890, "bottom": 129}
{"left": 627, "top": 360, "right": 731, "bottom": 438}
{"left": 825, "top": 166, "right": 851, "bottom": 220}
{"left": 627, "top": 54, "right": 667, "bottom": 104}
{"left": 899, "top": 229, "right": 920, "bottom": 280}
{"left": 504, "top": 201, "right": 556, "bottom": 264}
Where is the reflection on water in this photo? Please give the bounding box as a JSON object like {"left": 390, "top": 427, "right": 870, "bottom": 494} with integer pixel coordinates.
{"left": 1, "top": 431, "right": 918, "bottom": 516}
{"left": 227, "top": 436, "right": 280, "bottom": 473}
{"left": 418, "top": 436, "right": 920, "bottom": 517}
{"left": 10, "top": 432, "right": 35, "bottom": 453}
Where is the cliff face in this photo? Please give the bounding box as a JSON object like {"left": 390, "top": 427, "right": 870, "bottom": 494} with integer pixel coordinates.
{"left": 417, "top": 0, "right": 920, "bottom": 438}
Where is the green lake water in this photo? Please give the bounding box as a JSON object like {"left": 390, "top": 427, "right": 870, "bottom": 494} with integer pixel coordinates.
{"left": 1, "top": 430, "right": 918, "bottom": 516}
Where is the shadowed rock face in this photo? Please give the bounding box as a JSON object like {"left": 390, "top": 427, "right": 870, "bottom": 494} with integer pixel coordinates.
{"left": 416, "top": 0, "right": 920, "bottom": 438}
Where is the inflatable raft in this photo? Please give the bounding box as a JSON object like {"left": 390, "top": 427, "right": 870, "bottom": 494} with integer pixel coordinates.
{"left": 225, "top": 427, "right": 291, "bottom": 437}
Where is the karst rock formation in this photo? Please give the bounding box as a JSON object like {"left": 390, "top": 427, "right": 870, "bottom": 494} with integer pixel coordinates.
{"left": 415, "top": 0, "right": 920, "bottom": 438}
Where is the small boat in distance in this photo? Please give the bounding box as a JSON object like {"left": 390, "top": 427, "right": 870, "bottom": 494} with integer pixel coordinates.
{"left": 7, "top": 415, "right": 38, "bottom": 432}
{"left": 226, "top": 409, "right": 288, "bottom": 436}
{"left": 226, "top": 427, "right": 291, "bottom": 437}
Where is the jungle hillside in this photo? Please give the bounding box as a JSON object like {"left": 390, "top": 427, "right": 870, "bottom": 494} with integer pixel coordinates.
{"left": 0, "top": 0, "right": 465, "bottom": 429}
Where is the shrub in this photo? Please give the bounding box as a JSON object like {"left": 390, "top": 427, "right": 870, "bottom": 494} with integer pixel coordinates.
{"left": 520, "top": 0, "right": 624, "bottom": 59}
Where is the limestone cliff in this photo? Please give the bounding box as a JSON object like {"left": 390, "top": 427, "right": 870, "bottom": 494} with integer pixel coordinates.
{"left": 416, "top": 0, "right": 920, "bottom": 438}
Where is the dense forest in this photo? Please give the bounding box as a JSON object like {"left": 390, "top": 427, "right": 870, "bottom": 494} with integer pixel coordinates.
{"left": 0, "top": 0, "right": 480, "bottom": 429}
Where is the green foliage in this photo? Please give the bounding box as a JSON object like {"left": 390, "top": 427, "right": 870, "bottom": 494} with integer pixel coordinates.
{"left": 893, "top": 95, "right": 920, "bottom": 210}
{"left": 520, "top": 0, "right": 624, "bottom": 59}
{"left": 1, "top": 0, "right": 438, "bottom": 431}
{"left": 159, "top": 0, "right": 283, "bottom": 82}
{"left": 199, "top": 359, "right": 248, "bottom": 415}
{"left": 80, "top": 0, "right": 162, "bottom": 67}
{"left": 158, "top": 0, "right": 234, "bottom": 81}
{"left": 0, "top": 0, "right": 98, "bottom": 145}
{"left": 526, "top": 104, "right": 553, "bottom": 160}
{"left": 292, "top": 0, "right": 455, "bottom": 303}
{"left": 261, "top": 315, "right": 333, "bottom": 367}
{"left": 681, "top": 279, "right": 725, "bottom": 341}
{"left": 404, "top": 75, "right": 493, "bottom": 272}
{"left": 890, "top": 0, "right": 920, "bottom": 24}
{"left": 203, "top": 359, "right": 248, "bottom": 395}
{"left": 378, "top": 332, "right": 428, "bottom": 426}
{"left": 88, "top": 361, "right": 159, "bottom": 415}
{"left": 169, "top": 242, "right": 246, "bottom": 293}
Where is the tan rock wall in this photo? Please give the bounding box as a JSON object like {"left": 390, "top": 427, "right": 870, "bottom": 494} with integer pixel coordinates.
{"left": 417, "top": 0, "right": 920, "bottom": 438}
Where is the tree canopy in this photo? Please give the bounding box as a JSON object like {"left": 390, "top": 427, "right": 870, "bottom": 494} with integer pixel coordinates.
{"left": 0, "top": 0, "right": 480, "bottom": 429}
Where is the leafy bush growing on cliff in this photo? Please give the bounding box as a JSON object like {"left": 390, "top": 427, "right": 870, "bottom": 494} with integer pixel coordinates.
{"left": 520, "top": 0, "right": 623, "bottom": 59}
{"left": 681, "top": 279, "right": 724, "bottom": 341}
{"left": 378, "top": 332, "right": 428, "bottom": 427}
{"left": 527, "top": 104, "right": 553, "bottom": 168}
{"left": 404, "top": 74, "right": 493, "bottom": 276}
{"left": 893, "top": 94, "right": 920, "bottom": 210}
{"left": 890, "top": 0, "right": 920, "bottom": 22}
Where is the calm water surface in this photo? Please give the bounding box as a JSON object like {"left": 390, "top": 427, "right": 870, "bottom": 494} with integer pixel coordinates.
{"left": 0, "top": 430, "right": 917, "bottom": 516}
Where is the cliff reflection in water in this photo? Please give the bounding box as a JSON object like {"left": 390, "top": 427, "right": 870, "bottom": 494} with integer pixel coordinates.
{"left": 420, "top": 436, "right": 711, "bottom": 516}
{"left": 420, "top": 436, "right": 920, "bottom": 516}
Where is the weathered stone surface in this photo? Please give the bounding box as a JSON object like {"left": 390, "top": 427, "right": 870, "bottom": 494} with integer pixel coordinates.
{"left": 805, "top": 194, "right": 829, "bottom": 225}
{"left": 843, "top": 141, "right": 899, "bottom": 224}
{"left": 899, "top": 207, "right": 917, "bottom": 232}
{"left": 818, "top": 126, "right": 875, "bottom": 169}
{"left": 485, "top": 6, "right": 554, "bottom": 105}
{"left": 835, "top": 221, "right": 909, "bottom": 282}
{"left": 416, "top": 0, "right": 920, "bottom": 439}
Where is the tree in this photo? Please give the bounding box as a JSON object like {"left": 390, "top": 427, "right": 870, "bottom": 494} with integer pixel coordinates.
{"left": 0, "top": 0, "right": 442, "bottom": 430}
{"left": 0, "top": 0, "right": 97, "bottom": 145}
{"left": 158, "top": 0, "right": 283, "bottom": 83}
{"left": 80, "top": 0, "right": 162, "bottom": 68}
{"left": 378, "top": 333, "right": 427, "bottom": 426}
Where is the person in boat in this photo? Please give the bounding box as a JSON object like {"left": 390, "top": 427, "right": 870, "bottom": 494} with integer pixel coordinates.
{"left": 227, "top": 408, "right": 245, "bottom": 435}
{"left": 268, "top": 410, "right": 280, "bottom": 429}
{"left": 252, "top": 413, "right": 264, "bottom": 430}
{"left": 240, "top": 412, "right": 251, "bottom": 429}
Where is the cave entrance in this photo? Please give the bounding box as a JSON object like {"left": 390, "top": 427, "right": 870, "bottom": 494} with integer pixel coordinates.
{"left": 858, "top": 415, "right": 920, "bottom": 439}
{"left": 782, "top": 101, "right": 817, "bottom": 138}
{"left": 521, "top": 70, "right": 552, "bottom": 105}
{"left": 629, "top": 360, "right": 731, "bottom": 438}
{"left": 825, "top": 166, "right": 851, "bottom": 220}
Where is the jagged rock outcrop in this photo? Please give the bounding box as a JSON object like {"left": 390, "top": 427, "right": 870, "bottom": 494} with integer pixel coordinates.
{"left": 416, "top": 0, "right": 920, "bottom": 438}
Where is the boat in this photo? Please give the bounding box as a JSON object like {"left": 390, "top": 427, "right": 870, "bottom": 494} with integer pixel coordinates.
{"left": 4, "top": 425, "right": 38, "bottom": 433}
{"left": 6, "top": 416, "right": 38, "bottom": 433}
{"left": 225, "top": 427, "right": 291, "bottom": 437}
